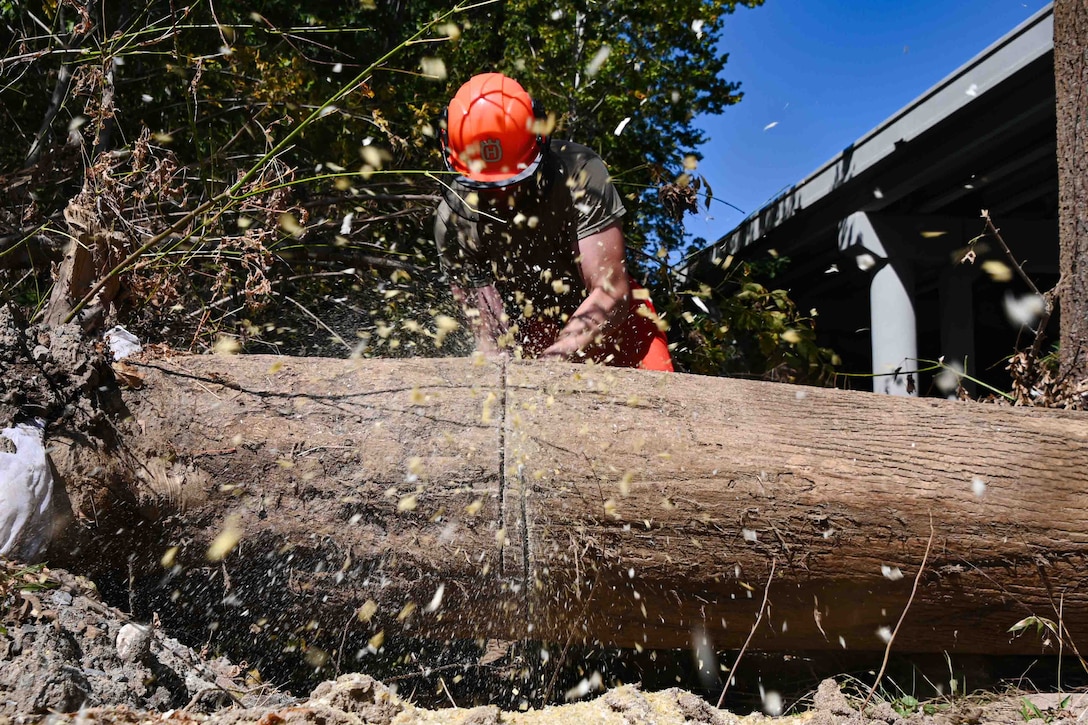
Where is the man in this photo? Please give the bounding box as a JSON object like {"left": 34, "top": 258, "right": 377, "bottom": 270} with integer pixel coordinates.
{"left": 433, "top": 72, "right": 674, "bottom": 372}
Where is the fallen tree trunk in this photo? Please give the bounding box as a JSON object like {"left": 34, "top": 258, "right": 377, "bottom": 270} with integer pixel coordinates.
{"left": 48, "top": 354, "right": 1088, "bottom": 660}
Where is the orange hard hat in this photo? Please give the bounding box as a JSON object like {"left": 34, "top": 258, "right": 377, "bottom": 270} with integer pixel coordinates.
{"left": 443, "top": 73, "right": 543, "bottom": 185}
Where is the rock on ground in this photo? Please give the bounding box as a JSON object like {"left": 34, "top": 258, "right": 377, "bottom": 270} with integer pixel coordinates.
{"left": 0, "top": 563, "right": 289, "bottom": 719}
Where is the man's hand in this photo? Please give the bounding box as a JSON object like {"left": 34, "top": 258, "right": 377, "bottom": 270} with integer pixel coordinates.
{"left": 453, "top": 283, "right": 509, "bottom": 355}
{"left": 538, "top": 328, "right": 584, "bottom": 360}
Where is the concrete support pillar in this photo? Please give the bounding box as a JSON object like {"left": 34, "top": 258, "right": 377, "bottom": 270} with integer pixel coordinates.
{"left": 839, "top": 212, "right": 918, "bottom": 396}
{"left": 871, "top": 255, "right": 919, "bottom": 397}
{"left": 939, "top": 267, "right": 977, "bottom": 397}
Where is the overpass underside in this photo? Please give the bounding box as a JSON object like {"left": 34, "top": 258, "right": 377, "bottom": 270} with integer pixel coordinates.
{"left": 684, "top": 6, "right": 1058, "bottom": 397}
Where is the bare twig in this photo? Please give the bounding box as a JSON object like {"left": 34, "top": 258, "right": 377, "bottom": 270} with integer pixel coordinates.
{"left": 333, "top": 611, "right": 351, "bottom": 678}
{"left": 282, "top": 294, "right": 352, "bottom": 353}
{"left": 1059, "top": 593, "right": 1064, "bottom": 692}
{"left": 300, "top": 193, "right": 440, "bottom": 208}
{"left": 862, "top": 515, "right": 935, "bottom": 712}
{"left": 385, "top": 662, "right": 478, "bottom": 683}
{"left": 716, "top": 557, "right": 776, "bottom": 709}
{"left": 439, "top": 676, "right": 458, "bottom": 708}
{"left": 25, "top": 65, "right": 73, "bottom": 166}
{"left": 981, "top": 209, "right": 1061, "bottom": 360}
{"left": 980, "top": 210, "right": 1044, "bottom": 298}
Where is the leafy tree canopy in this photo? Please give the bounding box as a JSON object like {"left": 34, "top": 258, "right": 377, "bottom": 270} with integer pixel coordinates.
{"left": 3, "top": 0, "right": 835, "bottom": 383}
{"left": 2, "top": 0, "right": 758, "bottom": 248}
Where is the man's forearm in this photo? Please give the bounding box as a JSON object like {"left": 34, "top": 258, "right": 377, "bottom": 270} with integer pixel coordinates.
{"left": 542, "top": 221, "right": 632, "bottom": 360}
{"left": 547, "top": 288, "right": 628, "bottom": 358}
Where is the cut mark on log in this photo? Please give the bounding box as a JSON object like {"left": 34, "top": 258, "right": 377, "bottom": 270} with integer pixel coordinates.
{"left": 498, "top": 355, "right": 508, "bottom": 578}
{"left": 517, "top": 464, "right": 531, "bottom": 592}
{"left": 502, "top": 359, "right": 533, "bottom": 607}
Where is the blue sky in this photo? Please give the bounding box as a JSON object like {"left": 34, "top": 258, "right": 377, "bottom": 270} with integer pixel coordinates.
{"left": 683, "top": 0, "right": 1053, "bottom": 246}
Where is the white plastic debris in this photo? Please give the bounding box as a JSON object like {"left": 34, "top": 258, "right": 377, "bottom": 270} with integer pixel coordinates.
{"left": 105, "top": 325, "right": 143, "bottom": 361}
{"left": 0, "top": 419, "right": 54, "bottom": 562}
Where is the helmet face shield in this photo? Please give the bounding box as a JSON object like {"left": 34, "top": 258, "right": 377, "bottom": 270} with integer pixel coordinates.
{"left": 455, "top": 151, "right": 543, "bottom": 191}
{"left": 458, "top": 151, "right": 551, "bottom": 214}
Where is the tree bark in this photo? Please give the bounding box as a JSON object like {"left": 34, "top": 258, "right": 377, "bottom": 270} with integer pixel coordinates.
{"left": 1055, "top": 0, "right": 1088, "bottom": 383}
{"left": 49, "top": 355, "right": 1088, "bottom": 660}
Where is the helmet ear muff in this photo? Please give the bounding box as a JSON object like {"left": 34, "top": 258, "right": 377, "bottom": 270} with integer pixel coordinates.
{"left": 437, "top": 108, "right": 453, "bottom": 173}
{"left": 531, "top": 99, "right": 549, "bottom": 151}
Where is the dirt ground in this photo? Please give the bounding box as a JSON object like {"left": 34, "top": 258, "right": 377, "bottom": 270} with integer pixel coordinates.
{"left": 1, "top": 563, "right": 1084, "bottom": 725}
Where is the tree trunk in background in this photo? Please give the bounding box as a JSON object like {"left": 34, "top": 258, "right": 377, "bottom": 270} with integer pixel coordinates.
{"left": 48, "top": 356, "right": 1088, "bottom": 662}
{"left": 1055, "top": 0, "right": 1088, "bottom": 383}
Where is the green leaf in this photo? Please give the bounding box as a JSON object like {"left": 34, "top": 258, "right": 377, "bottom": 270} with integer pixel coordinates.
{"left": 1020, "top": 698, "right": 1044, "bottom": 720}
{"left": 1008, "top": 615, "right": 1058, "bottom": 636}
